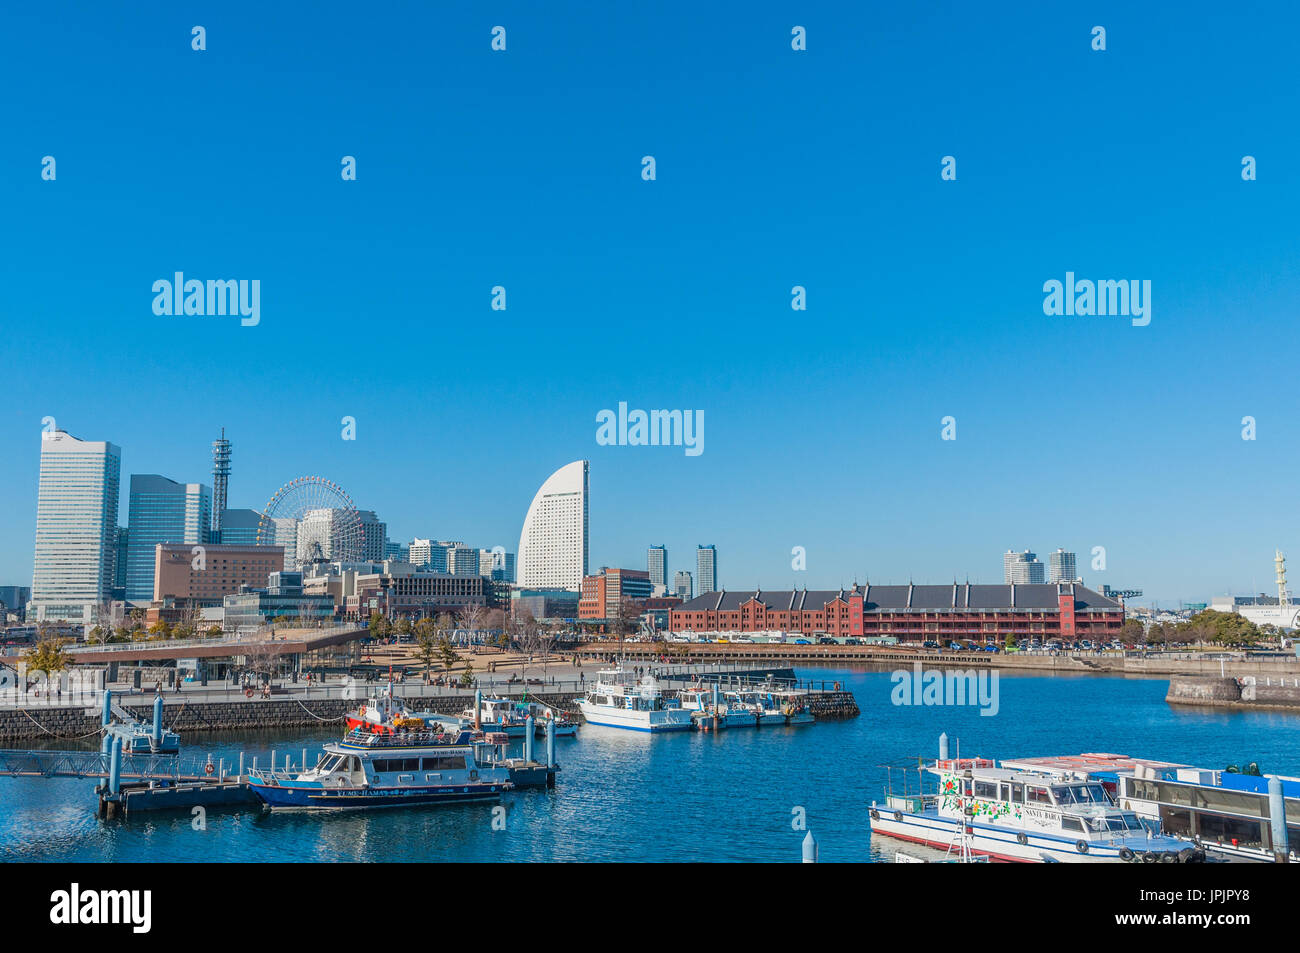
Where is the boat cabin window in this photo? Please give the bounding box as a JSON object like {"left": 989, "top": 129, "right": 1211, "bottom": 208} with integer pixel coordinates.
{"left": 1062, "top": 816, "right": 1084, "bottom": 832}
{"left": 1026, "top": 786, "right": 1052, "bottom": 804}
{"left": 372, "top": 758, "right": 420, "bottom": 773}
{"left": 1006, "top": 782, "right": 1024, "bottom": 803}
{"left": 318, "top": 755, "right": 344, "bottom": 772}
{"left": 1052, "top": 784, "right": 1111, "bottom": 805}
{"left": 973, "top": 781, "right": 998, "bottom": 799}
{"left": 421, "top": 755, "right": 467, "bottom": 771}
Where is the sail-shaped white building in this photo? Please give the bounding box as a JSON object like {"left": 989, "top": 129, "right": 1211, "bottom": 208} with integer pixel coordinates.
{"left": 517, "top": 460, "right": 589, "bottom": 592}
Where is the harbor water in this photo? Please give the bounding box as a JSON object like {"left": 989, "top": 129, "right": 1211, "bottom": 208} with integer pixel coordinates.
{"left": 3, "top": 668, "right": 1298, "bottom": 862}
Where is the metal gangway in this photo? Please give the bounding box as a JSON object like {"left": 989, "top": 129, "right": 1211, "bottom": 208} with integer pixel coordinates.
{"left": 0, "top": 748, "right": 224, "bottom": 782}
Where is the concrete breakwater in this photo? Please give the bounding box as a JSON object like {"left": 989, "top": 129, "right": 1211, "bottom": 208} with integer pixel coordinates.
{"left": 1166, "top": 675, "right": 1300, "bottom": 711}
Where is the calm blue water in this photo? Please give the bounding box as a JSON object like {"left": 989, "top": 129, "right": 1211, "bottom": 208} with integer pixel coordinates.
{"left": 3, "top": 669, "right": 1298, "bottom": 862}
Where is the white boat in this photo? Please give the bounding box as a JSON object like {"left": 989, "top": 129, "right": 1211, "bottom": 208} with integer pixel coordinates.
{"left": 869, "top": 750, "right": 1207, "bottom": 863}
{"left": 575, "top": 669, "right": 694, "bottom": 733}
{"left": 460, "top": 697, "right": 530, "bottom": 737}
{"left": 736, "top": 689, "right": 788, "bottom": 727}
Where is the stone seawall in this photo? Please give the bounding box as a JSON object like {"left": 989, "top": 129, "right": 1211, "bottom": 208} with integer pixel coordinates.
{"left": 1166, "top": 675, "right": 1300, "bottom": 711}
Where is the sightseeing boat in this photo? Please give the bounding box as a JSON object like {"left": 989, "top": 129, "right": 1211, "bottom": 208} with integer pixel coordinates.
{"left": 869, "top": 744, "right": 1207, "bottom": 863}
{"left": 245, "top": 726, "right": 512, "bottom": 810}
{"left": 576, "top": 669, "right": 694, "bottom": 733}
{"left": 344, "top": 680, "right": 464, "bottom": 736}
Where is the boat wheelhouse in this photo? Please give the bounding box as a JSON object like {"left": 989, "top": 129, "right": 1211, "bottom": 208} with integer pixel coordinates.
{"left": 246, "top": 726, "right": 512, "bottom": 810}
{"left": 869, "top": 745, "right": 1206, "bottom": 863}
{"left": 576, "top": 669, "right": 693, "bottom": 733}
{"left": 461, "top": 697, "right": 530, "bottom": 738}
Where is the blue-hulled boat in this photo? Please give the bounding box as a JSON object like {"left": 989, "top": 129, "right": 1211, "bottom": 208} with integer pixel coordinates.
{"left": 245, "top": 726, "right": 512, "bottom": 810}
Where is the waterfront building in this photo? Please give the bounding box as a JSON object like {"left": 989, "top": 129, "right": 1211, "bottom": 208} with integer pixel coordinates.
{"left": 511, "top": 588, "right": 579, "bottom": 621}
{"left": 517, "top": 460, "right": 589, "bottom": 592}
{"left": 31, "top": 431, "right": 121, "bottom": 622}
{"left": 579, "top": 567, "right": 652, "bottom": 621}
{"left": 1003, "top": 549, "right": 1045, "bottom": 584}
{"left": 697, "top": 545, "right": 718, "bottom": 595}
{"left": 222, "top": 570, "right": 334, "bottom": 631}
{"left": 153, "top": 542, "right": 285, "bottom": 603}
{"left": 674, "top": 570, "right": 693, "bottom": 601}
{"left": 647, "top": 545, "right": 668, "bottom": 588}
{"left": 1048, "top": 548, "right": 1078, "bottom": 584}
{"left": 125, "top": 475, "right": 211, "bottom": 602}
{"left": 669, "top": 582, "right": 1124, "bottom": 642}
{"left": 346, "top": 566, "right": 492, "bottom": 618}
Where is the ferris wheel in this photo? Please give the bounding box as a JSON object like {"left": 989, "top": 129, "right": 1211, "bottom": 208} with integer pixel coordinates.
{"left": 256, "top": 476, "right": 365, "bottom": 568}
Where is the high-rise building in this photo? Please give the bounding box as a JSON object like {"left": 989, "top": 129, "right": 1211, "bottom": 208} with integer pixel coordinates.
{"left": 31, "top": 431, "right": 121, "bottom": 622}
{"left": 446, "top": 544, "right": 480, "bottom": 575}
{"left": 479, "top": 549, "right": 516, "bottom": 582}
{"left": 384, "top": 538, "right": 409, "bottom": 562}
{"left": 1048, "top": 548, "right": 1078, "bottom": 584}
{"left": 578, "top": 567, "right": 652, "bottom": 620}
{"left": 696, "top": 545, "right": 718, "bottom": 596}
{"left": 647, "top": 545, "right": 668, "bottom": 588}
{"left": 0, "top": 586, "right": 32, "bottom": 619}
{"left": 673, "top": 570, "right": 693, "bottom": 601}
{"left": 153, "top": 542, "right": 284, "bottom": 602}
{"left": 357, "top": 510, "right": 386, "bottom": 563}
{"left": 1003, "top": 549, "right": 1045, "bottom": 584}
{"left": 216, "top": 508, "right": 263, "bottom": 548}
{"left": 210, "top": 428, "right": 231, "bottom": 538}
{"left": 518, "top": 460, "right": 589, "bottom": 592}
{"left": 125, "top": 475, "right": 212, "bottom": 602}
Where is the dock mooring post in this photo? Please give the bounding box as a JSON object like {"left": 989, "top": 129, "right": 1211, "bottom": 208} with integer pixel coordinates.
{"left": 101, "top": 689, "right": 112, "bottom": 727}
{"left": 474, "top": 688, "right": 482, "bottom": 730}
{"left": 802, "top": 830, "right": 818, "bottom": 863}
{"left": 1269, "top": 776, "right": 1290, "bottom": 862}
{"left": 525, "top": 715, "right": 535, "bottom": 762}
{"left": 108, "top": 735, "right": 122, "bottom": 796}
{"left": 546, "top": 717, "right": 555, "bottom": 768}
{"left": 239, "top": 752, "right": 245, "bottom": 779}
{"left": 152, "top": 694, "right": 163, "bottom": 745}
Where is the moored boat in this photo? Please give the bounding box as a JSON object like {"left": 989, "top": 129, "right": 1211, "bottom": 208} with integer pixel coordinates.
{"left": 245, "top": 726, "right": 512, "bottom": 810}
{"left": 575, "top": 668, "right": 693, "bottom": 733}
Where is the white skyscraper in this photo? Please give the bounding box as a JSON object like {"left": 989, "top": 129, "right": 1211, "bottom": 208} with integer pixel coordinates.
{"left": 647, "top": 545, "right": 667, "bottom": 588}
{"left": 518, "top": 460, "right": 589, "bottom": 592}
{"left": 1049, "top": 548, "right": 1078, "bottom": 583}
{"left": 697, "top": 545, "right": 717, "bottom": 596}
{"left": 1004, "top": 549, "right": 1044, "bottom": 584}
{"left": 31, "top": 431, "right": 121, "bottom": 622}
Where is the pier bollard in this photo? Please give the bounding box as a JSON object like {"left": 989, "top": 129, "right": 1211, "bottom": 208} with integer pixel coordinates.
{"left": 802, "top": 831, "right": 818, "bottom": 863}
{"left": 101, "top": 689, "right": 112, "bottom": 727}
{"left": 525, "top": 715, "right": 535, "bottom": 762}
{"left": 101, "top": 730, "right": 112, "bottom": 756}
{"left": 939, "top": 732, "right": 949, "bottom": 761}
{"left": 546, "top": 717, "right": 555, "bottom": 768}
{"left": 108, "top": 736, "right": 122, "bottom": 796}
{"left": 1269, "top": 776, "right": 1289, "bottom": 862}
{"left": 152, "top": 694, "right": 164, "bottom": 745}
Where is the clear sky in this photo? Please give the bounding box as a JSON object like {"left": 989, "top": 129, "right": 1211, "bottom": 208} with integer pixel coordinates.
{"left": 1, "top": 2, "right": 1297, "bottom": 606}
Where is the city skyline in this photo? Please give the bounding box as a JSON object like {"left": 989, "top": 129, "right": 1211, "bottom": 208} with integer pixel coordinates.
{"left": 11, "top": 423, "right": 1299, "bottom": 609}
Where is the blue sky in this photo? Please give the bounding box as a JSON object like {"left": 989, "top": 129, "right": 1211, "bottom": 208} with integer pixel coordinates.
{"left": 1, "top": 2, "right": 1297, "bottom": 606}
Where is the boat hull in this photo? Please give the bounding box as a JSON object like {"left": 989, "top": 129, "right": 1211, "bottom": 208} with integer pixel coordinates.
{"left": 248, "top": 780, "right": 506, "bottom": 810}
{"left": 577, "top": 702, "right": 693, "bottom": 732}
{"left": 869, "top": 809, "right": 1201, "bottom": 863}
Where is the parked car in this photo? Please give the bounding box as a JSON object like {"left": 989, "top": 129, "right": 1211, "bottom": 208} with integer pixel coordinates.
{"left": 793, "top": 638, "right": 811, "bottom": 645}
{"left": 845, "top": 638, "right": 861, "bottom": 645}
{"left": 949, "top": 641, "right": 964, "bottom": 651}
{"left": 818, "top": 637, "right": 837, "bottom": 645}
{"left": 922, "top": 640, "right": 939, "bottom": 649}
{"left": 982, "top": 644, "right": 999, "bottom": 653}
